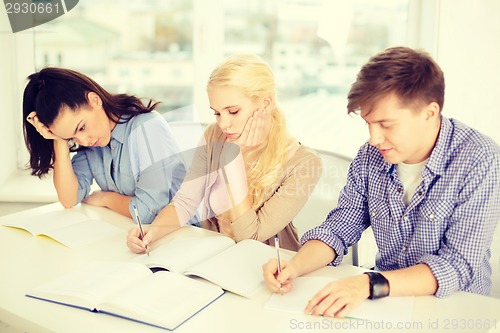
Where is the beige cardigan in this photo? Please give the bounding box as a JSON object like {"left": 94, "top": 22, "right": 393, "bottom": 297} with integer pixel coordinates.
{"left": 171, "top": 124, "right": 322, "bottom": 251}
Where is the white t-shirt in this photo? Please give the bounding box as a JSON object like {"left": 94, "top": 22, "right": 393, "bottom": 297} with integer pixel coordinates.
{"left": 396, "top": 159, "right": 428, "bottom": 206}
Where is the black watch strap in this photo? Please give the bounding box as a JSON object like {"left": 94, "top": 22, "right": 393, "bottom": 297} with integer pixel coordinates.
{"left": 364, "top": 271, "right": 390, "bottom": 300}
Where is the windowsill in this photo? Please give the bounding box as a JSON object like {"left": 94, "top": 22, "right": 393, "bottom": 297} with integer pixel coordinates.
{"left": 0, "top": 170, "right": 57, "bottom": 203}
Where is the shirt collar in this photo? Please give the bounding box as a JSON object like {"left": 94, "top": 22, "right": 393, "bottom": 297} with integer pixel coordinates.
{"left": 424, "top": 115, "right": 450, "bottom": 177}
{"left": 110, "top": 118, "right": 128, "bottom": 144}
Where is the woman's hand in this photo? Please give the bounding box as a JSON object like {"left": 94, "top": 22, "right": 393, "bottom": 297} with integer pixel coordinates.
{"left": 262, "top": 258, "right": 300, "bottom": 294}
{"left": 232, "top": 109, "right": 270, "bottom": 153}
{"left": 127, "top": 224, "right": 157, "bottom": 254}
{"left": 304, "top": 274, "right": 370, "bottom": 318}
{"left": 26, "top": 112, "right": 64, "bottom": 141}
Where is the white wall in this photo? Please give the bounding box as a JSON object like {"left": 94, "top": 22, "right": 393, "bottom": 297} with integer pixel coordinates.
{"left": 436, "top": 0, "right": 500, "bottom": 145}
{"left": 0, "top": 11, "right": 54, "bottom": 202}
{"left": 0, "top": 10, "right": 18, "bottom": 185}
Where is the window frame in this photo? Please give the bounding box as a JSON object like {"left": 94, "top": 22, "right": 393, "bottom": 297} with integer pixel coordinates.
{"left": 3, "top": 0, "right": 434, "bottom": 202}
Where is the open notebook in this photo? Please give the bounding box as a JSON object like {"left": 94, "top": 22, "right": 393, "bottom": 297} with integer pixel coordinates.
{"left": 0, "top": 209, "right": 121, "bottom": 247}
{"left": 131, "top": 236, "right": 291, "bottom": 298}
{"left": 265, "top": 276, "right": 415, "bottom": 323}
{"left": 27, "top": 235, "right": 290, "bottom": 330}
{"left": 27, "top": 261, "right": 224, "bottom": 331}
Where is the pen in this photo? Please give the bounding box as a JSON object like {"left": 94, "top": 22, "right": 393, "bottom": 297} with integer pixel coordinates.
{"left": 275, "top": 235, "right": 283, "bottom": 295}
{"left": 133, "top": 205, "right": 149, "bottom": 256}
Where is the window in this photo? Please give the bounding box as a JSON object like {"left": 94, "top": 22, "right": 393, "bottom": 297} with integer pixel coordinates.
{"left": 221, "top": 0, "right": 411, "bottom": 156}
{"left": 34, "top": 0, "right": 195, "bottom": 117}
{"left": 8, "top": 0, "right": 422, "bottom": 200}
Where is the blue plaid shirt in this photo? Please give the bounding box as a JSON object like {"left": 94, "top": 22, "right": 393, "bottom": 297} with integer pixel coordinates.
{"left": 302, "top": 117, "right": 500, "bottom": 297}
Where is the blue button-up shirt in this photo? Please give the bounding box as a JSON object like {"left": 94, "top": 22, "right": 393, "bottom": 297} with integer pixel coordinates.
{"left": 302, "top": 116, "right": 500, "bottom": 297}
{"left": 71, "top": 111, "right": 197, "bottom": 225}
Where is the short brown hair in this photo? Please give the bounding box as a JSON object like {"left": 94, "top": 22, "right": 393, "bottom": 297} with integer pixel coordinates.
{"left": 347, "top": 46, "right": 445, "bottom": 115}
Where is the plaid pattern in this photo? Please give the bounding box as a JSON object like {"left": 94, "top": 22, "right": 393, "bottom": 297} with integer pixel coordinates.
{"left": 302, "top": 117, "right": 500, "bottom": 297}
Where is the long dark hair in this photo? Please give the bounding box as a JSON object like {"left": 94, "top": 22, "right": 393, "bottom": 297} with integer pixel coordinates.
{"left": 23, "top": 67, "right": 160, "bottom": 177}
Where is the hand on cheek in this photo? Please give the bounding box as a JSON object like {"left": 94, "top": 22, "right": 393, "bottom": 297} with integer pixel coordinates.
{"left": 26, "top": 112, "right": 64, "bottom": 141}
{"left": 236, "top": 109, "right": 268, "bottom": 153}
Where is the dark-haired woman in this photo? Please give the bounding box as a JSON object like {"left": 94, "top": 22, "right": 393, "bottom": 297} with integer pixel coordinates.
{"left": 23, "top": 67, "right": 198, "bottom": 225}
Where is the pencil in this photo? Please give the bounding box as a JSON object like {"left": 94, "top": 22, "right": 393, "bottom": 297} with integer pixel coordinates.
{"left": 275, "top": 235, "right": 283, "bottom": 295}
{"left": 133, "top": 205, "right": 149, "bottom": 256}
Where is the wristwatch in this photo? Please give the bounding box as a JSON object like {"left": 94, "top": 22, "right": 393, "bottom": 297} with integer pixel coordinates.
{"left": 364, "top": 271, "right": 390, "bottom": 299}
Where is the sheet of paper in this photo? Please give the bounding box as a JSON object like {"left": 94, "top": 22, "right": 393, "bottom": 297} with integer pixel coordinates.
{"left": 1, "top": 209, "right": 122, "bottom": 247}
{"left": 184, "top": 239, "right": 293, "bottom": 298}
{"left": 132, "top": 236, "right": 235, "bottom": 273}
{"left": 99, "top": 271, "right": 224, "bottom": 330}
{"left": 27, "top": 261, "right": 151, "bottom": 308}
{"left": 265, "top": 276, "right": 414, "bottom": 322}
{"left": 0, "top": 210, "right": 89, "bottom": 234}
{"left": 43, "top": 219, "right": 122, "bottom": 247}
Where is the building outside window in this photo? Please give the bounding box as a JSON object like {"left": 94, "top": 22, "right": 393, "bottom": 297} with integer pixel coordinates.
{"left": 30, "top": 0, "right": 411, "bottom": 160}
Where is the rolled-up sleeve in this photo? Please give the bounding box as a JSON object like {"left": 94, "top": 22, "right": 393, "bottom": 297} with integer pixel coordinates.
{"left": 301, "top": 149, "right": 370, "bottom": 266}
{"left": 71, "top": 151, "right": 94, "bottom": 204}
{"left": 128, "top": 116, "right": 188, "bottom": 224}
{"left": 418, "top": 152, "right": 500, "bottom": 297}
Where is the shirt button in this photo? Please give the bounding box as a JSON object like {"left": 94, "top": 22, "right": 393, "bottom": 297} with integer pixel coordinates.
{"left": 418, "top": 191, "right": 423, "bottom": 196}
{"left": 403, "top": 216, "right": 409, "bottom": 221}
{"left": 429, "top": 214, "right": 435, "bottom": 219}
{"left": 402, "top": 246, "right": 407, "bottom": 251}
{"left": 371, "top": 212, "right": 377, "bottom": 217}
{"left": 397, "top": 188, "right": 403, "bottom": 193}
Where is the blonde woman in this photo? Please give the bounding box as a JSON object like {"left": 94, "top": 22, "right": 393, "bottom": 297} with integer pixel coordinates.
{"left": 127, "top": 54, "right": 322, "bottom": 252}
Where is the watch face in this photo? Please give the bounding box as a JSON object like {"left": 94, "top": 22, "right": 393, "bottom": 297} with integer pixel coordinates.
{"left": 365, "top": 272, "right": 390, "bottom": 299}
{"left": 372, "top": 282, "right": 389, "bottom": 299}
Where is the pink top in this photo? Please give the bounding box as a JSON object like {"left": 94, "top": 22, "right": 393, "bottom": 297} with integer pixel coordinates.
{"left": 171, "top": 124, "right": 322, "bottom": 251}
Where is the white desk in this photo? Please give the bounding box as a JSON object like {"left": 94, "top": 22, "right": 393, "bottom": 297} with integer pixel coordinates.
{"left": 1, "top": 203, "right": 499, "bottom": 333}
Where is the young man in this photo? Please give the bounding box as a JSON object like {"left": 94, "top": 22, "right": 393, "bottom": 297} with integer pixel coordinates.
{"left": 263, "top": 46, "right": 500, "bottom": 318}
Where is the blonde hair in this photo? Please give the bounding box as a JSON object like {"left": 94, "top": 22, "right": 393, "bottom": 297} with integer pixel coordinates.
{"left": 207, "top": 54, "right": 293, "bottom": 208}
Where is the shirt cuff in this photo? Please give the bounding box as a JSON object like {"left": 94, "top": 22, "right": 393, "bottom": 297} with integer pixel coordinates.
{"left": 171, "top": 200, "right": 193, "bottom": 227}
{"left": 418, "top": 254, "right": 459, "bottom": 298}
{"left": 128, "top": 199, "right": 157, "bottom": 225}
{"left": 300, "top": 227, "right": 347, "bottom": 266}
{"left": 231, "top": 208, "right": 257, "bottom": 242}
